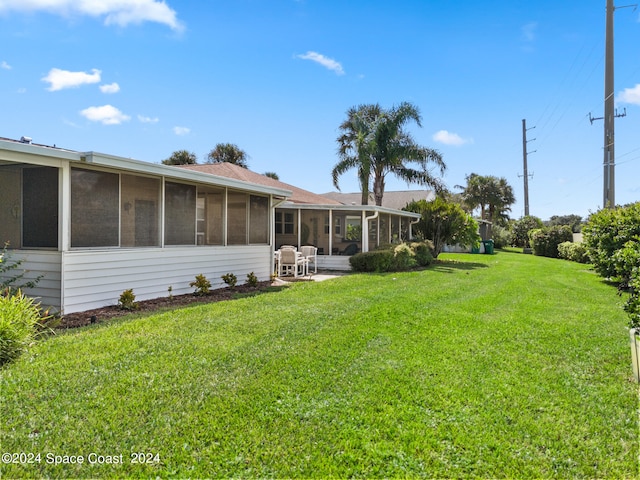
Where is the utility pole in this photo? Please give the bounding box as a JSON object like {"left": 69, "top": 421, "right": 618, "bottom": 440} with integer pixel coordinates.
{"left": 590, "top": 0, "right": 634, "bottom": 209}
{"left": 520, "top": 119, "right": 535, "bottom": 217}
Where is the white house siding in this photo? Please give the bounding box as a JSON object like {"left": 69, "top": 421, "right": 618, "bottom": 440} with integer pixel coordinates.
{"left": 60, "top": 245, "right": 272, "bottom": 314}
{"left": 1, "top": 250, "right": 62, "bottom": 312}
{"left": 316, "top": 255, "right": 351, "bottom": 271}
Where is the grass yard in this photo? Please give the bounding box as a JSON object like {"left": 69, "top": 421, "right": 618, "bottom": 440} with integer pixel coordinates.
{"left": 1, "top": 251, "right": 638, "bottom": 478}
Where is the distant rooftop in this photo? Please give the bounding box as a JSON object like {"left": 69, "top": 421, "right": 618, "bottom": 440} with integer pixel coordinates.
{"left": 321, "top": 190, "right": 436, "bottom": 210}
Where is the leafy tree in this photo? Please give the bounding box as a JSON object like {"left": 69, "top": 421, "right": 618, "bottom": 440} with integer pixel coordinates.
{"left": 545, "top": 214, "right": 583, "bottom": 233}
{"left": 510, "top": 216, "right": 544, "bottom": 248}
{"left": 206, "top": 143, "right": 249, "bottom": 168}
{"left": 405, "top": 197, "right": 480, "bottom": 258}
{"left": 161, "top": 150, "right": 197, "bottom": 165}
{"left": 264, "top": 172, "right": 279, "bottom": 180}
{"left": 333, "top": 102, "right": 445, "bottom": 206}
{"left": 457, "top": 173, "right": 515, "bottom": 236}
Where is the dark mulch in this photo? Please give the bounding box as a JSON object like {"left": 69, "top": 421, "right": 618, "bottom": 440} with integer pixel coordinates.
{"left": 57, "top": 281, "right": 279, "bottom": 330}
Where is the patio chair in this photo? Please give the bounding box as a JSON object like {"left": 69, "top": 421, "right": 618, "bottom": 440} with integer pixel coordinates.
{"left": 300, "top": 245, "right": 318, "bottom": 274}
{"left": 278, "top": 248, "right": 308, "bottom": 278}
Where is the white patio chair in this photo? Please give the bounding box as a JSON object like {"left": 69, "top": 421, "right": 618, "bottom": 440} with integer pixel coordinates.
{"left": 278, "top": 248, "right": 308, "bottom": 278}
{"left": 300, "top": 245, "right": 318, "bottom": 274}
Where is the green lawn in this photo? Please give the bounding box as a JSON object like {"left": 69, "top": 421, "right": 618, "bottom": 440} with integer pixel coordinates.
{"left": 1, "top": 251, "right": 638, "bottom": 478}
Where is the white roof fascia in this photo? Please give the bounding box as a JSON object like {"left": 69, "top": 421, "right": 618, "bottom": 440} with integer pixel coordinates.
{"left": 278, "top": 202, "right": 421, "bottom": 219}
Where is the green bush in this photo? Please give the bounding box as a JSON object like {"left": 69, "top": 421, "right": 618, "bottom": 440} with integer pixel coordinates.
{"left": 0, "top": 290, "right": 49, "bottom": 366}
{"left": 246, "top": 272, "right": 258, "bottom": 287}
{"left": 410, "top": 241, "right": 434, "bottom": 267}
{"left": 190, "top": 274, "right": 212, "bottom": 296}
{"left": 625, "top": 267, "right": 640, "bottom": 330}
{"left": 557, "top": 241, "right": 589, "bottom": 263}
{"left": 349, "top": 250, "right": 394, "bottom": 272}
{"left": 391, "top": 244, "right": 417, "bottom": 271}
{"left": 221, "top": 273, "right": 237, "bottom": 288}
{"left": 583, "top": 202, "right": 640, "bottom": 282}
{"left": 118, "top": 289, "right": 138, "bottom": 311}
{"left": 491, "top": 225, "right": 511, "bottom": 249}
{"left": 612, "top": 240, "right": 640, "bottom": 288}
{"left": 350, "top": 242, "right": 433, "bottom": 272}
{"left": 529, "top": 225, "right": 573, "bottom": 258}
{"left": 510, "top": 216, "right": 544, "bottom": 248}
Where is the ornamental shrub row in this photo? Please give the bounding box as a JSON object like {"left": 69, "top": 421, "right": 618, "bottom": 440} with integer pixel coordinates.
{"left": 557, "top": 241, "right": 589, "bottom": 263}
{"left": 349, "top": 242, "right": 434, "bottom": 273}
{"left": 528, "top": 225, "right": 573, "bottom": 258}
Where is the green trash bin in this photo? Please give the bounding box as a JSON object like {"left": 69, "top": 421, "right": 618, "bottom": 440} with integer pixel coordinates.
{"left": 483, "top": 239, "right": 494, "bottom": 254}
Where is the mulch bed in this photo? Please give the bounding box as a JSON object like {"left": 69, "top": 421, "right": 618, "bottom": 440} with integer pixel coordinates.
{"left": 57, "top": 281, "right": 278, "bottom": 329}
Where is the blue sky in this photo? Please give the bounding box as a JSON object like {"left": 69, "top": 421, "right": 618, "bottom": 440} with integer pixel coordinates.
{"left": 1, "top": 0, "right": 638, "bottom": 220}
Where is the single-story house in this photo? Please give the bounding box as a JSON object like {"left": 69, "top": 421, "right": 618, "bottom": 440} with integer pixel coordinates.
{"left": 181, "top": 163, "right": 422, "bottom": 271}
{"left": 0, "top": 137, "right": 292, "bottom": 314}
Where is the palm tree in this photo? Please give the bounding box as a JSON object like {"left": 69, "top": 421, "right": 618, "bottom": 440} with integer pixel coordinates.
{"left": 206, "top": 143, "right": 249, "bottom": 168}
{"left": 162, "top": 150, "right": 197, "bottom": 165}
{"left": 457, "top": 173, "right": 515, "bottom": 236}
{"left": 333, "top": 102, "right": 445, "bottom": 206}
{"left": 333, "top": 104, "right": 382, "bottom": 205}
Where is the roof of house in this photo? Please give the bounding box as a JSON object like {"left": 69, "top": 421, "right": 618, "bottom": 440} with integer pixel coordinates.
{"left": 0, "top": 137, "right": 292, "bottom": 198}
{"left": 321, "top": 190, "right": 436, "bottom": 210}
{"left": 180, "top": 163, "right": 342, "bottom": 205}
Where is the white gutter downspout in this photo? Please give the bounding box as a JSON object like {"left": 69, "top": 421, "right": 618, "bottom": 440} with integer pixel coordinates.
{"left": 409, "top": 217, "right": 420, "bottom": 241}
{"left": 363, "top": 210, "right": 379, "bottom": 253}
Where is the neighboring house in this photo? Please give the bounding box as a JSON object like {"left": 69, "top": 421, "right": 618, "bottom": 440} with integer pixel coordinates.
{"left": 321, "top": 190, "right": 436, "bottom": 210}
{"left": 0, "top": 137, "right": 291, "bottom": 314}
{"left": 182, "top": 164, "right": 422, "bottom": 271}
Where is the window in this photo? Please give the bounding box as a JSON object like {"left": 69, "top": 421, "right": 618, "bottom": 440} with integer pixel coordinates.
{"left": 334, "top": 217, "right": 342, "bottom": 236}
{"left": 121, "top": 174, "right": 160, "bottom": 247}
{"left": 249, "top": 195, "right": 269, "bottom": 244}
{"left": 345, "top": 216, "right": 362, "bottom": 241}
{"left": 227, "top": 192, "right": 247, "bottom": 245}
{"left": 0, "top": 165, "right": 21, "bottom": 247}
{"left": 71, "top": 168, "right": 119, "bottom": 247}
{"left": 164, "top": 181, "right": 196, "bottom": 245}
{"left": 275, "top": 211, "right": 295, "bottom": 235}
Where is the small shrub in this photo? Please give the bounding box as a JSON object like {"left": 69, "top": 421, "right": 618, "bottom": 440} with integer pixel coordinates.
{"left": 410, "top": 241, "right": 434, "bottom": 267}
{"left": 392, "top": 243, "right": 417, "bottom": 271}
{"left": 557, "top": 241, "right": 589, "bottom": 263}
{"left": 0, "top": 290, "right": 50, "bottom": 366}
{"left": 0, "top": 242, "right": 43, "bottom": 294}
{"left": 246, "top": 272, "right": 258, "bottom": 287}
{"left": 118, "top": 289, "right": 138, "bottom": 311}
{"left": 221, "top": 273, "right": 237, "bottom": 288}
{"left": 167, "top": 285, "right": 173, "bottom": 300}
{"left": 491, "top": 225, "right": 511, "bottom": 249}
{"left": 190, "top": 274, "right": 212, "bottom": 296}
{"left": 529, "top": 225, "right": 573, "bottom": 258}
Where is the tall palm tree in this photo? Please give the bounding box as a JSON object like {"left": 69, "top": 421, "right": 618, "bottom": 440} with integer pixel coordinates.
{"left": 457, "top": 173, "right": 515, "bottom": 236}
{"left": 333, "top": 102, "right": 445, "bottom": 206}
{"left": 333, "top": 104, "right": 381, "bottom": 205}
{"left": 206, "top": 143, "right": 249, "bottom": 168}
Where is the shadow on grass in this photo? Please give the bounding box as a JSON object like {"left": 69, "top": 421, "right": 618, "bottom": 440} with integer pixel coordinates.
{"left": 430, "top": 259, "right": 490, "bottom": 273}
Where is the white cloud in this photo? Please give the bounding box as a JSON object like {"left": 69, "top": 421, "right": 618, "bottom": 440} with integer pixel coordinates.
{"left": 1, "top": 61, "right": 11, "bottom": 70}
{"left": 173, "top": 126, "right": 190, "bottom": 136}
{"left": 138, "top": 114, "right": 159, "bottom": 124}
{"left": 0, "top": 0, "right": 183, "bottom": 31}
{"left": 42, "top": 68, "right": 101, "bottom": 91}
{"left": 616, "top": 84, "right": 640, "bottom": 106}
{"left": 296, "top": 51, "right": 344, "bottom": 75}
{"left": 80, "top": 104, "right": 130, "bottom": 125}
{"left": 432, "top": 130, "right": 472, "bottom": 146}
{"left": 99, "top": 82, "right": 120, "bottom": 94}
{"left": 521, "top": 22, "right": 537, "bottom": 42}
